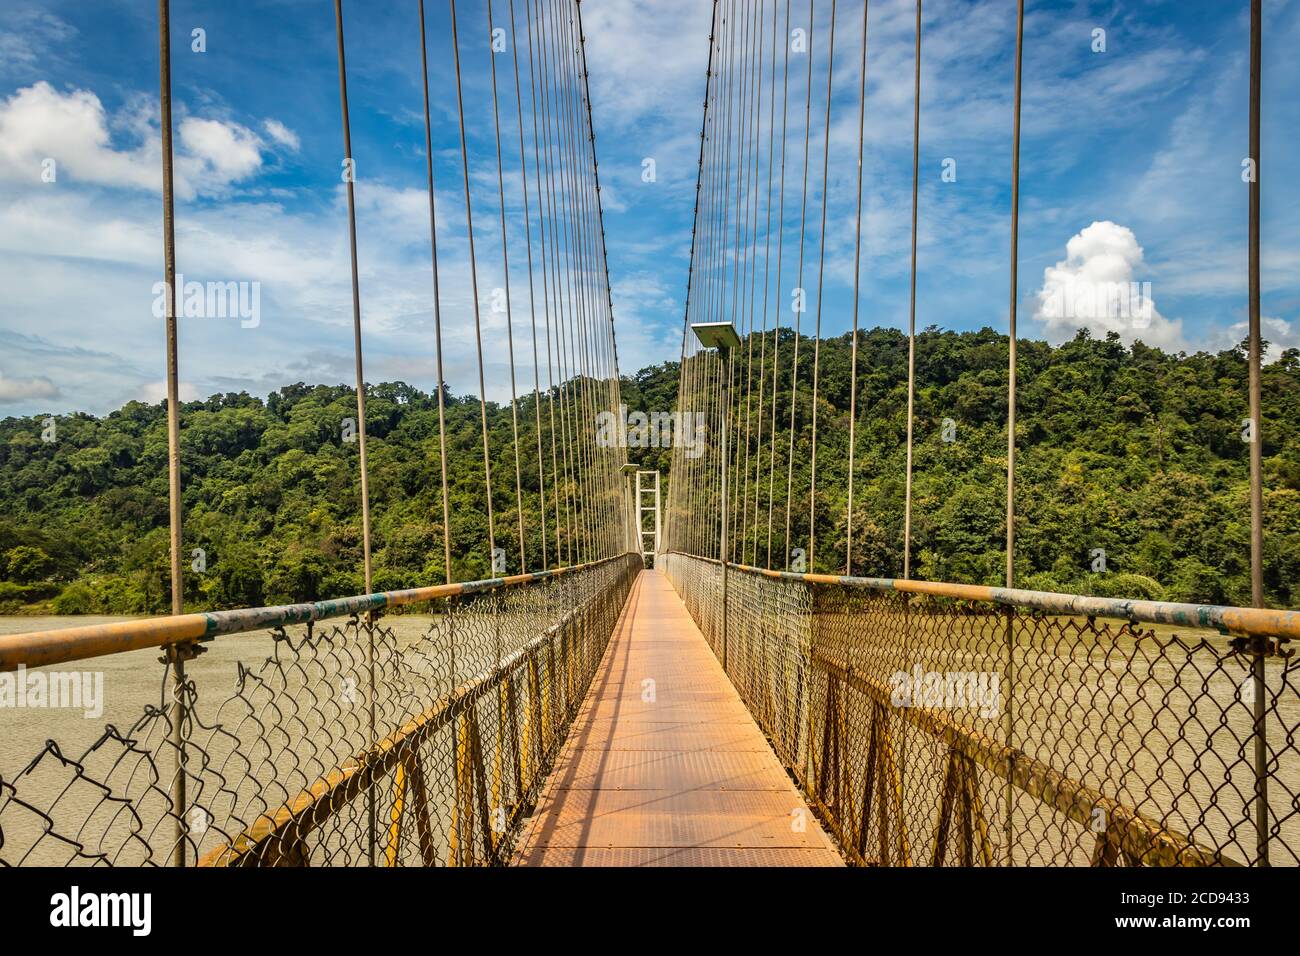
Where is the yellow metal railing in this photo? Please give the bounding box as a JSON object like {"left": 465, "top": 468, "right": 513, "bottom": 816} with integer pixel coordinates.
{"left": 662, "top": 551, "right": 1296, "bottom": 867}
{"left": 0, "top": 554, "right": 641, "bottom": 867}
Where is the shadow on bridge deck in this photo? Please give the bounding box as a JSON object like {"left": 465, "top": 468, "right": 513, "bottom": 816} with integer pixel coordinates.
{"left": 513, "top": 569, "right": 843, "bottom": 866}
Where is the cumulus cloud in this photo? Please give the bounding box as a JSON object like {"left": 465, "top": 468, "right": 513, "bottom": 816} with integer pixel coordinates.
{"left": 177, "top": 117, "right": 263, "bottom": 185}
{"left": 0, "top": 372, "right": 60, "bottom": 404}
{"left": 262, "top": 118, "right": 300, "bottom": 152}
{"left": 1211, "top": 316, "right": 1300, "bottom": 364}
{"left": 0, "top": 82, "right": 158, "bottom": 191}
{"left": 0, "top": 81, "right": 287, "bottom": 199}
{"left": 1032, "top": 221, "right": 1185, "bottom": 350}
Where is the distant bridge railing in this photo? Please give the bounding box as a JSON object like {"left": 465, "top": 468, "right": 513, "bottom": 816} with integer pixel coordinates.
{"left": 661, "top": 552, "right": 1298, "bottom": 867}
{"left": 0, "top": 553, "right": 641, "bottom": 866}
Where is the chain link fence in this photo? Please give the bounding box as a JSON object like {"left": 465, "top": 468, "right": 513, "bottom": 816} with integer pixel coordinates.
{"left": 0, "top": 554, "right": 640, "bottom": 867}
{"left": 662, "top": 552, "right": 1298, "bottom": 867}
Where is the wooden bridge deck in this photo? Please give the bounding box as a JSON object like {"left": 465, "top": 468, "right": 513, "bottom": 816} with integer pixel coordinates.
{"left": 513, "top": 569, "right": 843, "bottom": 866}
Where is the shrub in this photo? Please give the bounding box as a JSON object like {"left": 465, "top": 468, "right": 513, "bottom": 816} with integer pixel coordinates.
{"left": 53, "top": 582, "right": 95, "bottom": 615}
{"left": 1082, "top": 572, "right": 1167, "bottom": 603}
{"left": 4, "top": 545, "right": 55, "bottom": 583}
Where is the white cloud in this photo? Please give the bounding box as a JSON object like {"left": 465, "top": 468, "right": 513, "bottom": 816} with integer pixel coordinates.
{"left": 0, "top": 82, "right": 290, "bottom": 199}
{"left": 0, "top": 82, "right": 158, "bottom": 191}
{"left": 1032, "top": 220, "right": 1184, "bottom": 350}
{"left": 177, "top": 117, "right": 263, "bottom": 186}
{"left": 0, "top": 330, "right": 155, "bottom": 414}
{"left": 1258, "top": 317, "right": 1299, "bottom": 360}
{"left": 607, "top": 271, "right": 682, "bottom": 366}
{"left": 0, "top": 372, "right": 60, "bottom": 404}
{"left": 0, "top": 12, "right": 75, "bottom": 72}
{"left": 138, "top": 380, "right": 201, "bottom": 404}
{"left": 0, "top": 152, "right": 590, "bottom": 414}
{"left": 262, "top": 118, "right": 300, "bottom": 152}
{"left": 579, "top": 0, "right": 714, "bottom": 135}
{"left": 1212, "top": 316, "right": 1300, "bottom": 364}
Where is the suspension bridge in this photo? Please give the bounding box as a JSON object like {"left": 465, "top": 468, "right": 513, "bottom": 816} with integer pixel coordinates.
{"left": 0, "top": 0, "right": 1296, "bottom": 870}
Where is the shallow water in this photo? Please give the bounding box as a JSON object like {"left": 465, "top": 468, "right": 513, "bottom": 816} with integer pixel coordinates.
{"left": 0, "top": 613, "right": 467, "bottom": 865}
{"left": 3, "top": 608, "right": 1297, "bottom": 866}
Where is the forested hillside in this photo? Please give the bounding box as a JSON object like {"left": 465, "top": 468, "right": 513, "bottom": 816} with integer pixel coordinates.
{"left": 1, "top": 326, "right": 1296, "bottom": 614}
{"left": 652, "top": 326, "right": 1300, "bottom": 609}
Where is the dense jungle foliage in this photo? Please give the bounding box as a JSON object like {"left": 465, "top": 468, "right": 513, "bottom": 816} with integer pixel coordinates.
{"left": 1, "top": 326, "right": 1296, "bottom": 614}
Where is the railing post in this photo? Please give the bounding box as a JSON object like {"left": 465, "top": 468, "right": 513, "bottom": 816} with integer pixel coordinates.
{"left": 719, "top": 352, "right": 730, "bottom": 673}
{"left": 164, "top": 641, "right": 197, "bottom": 867}
{"left": 1003, "top": 606, "right": 1015, "bottom": 867}
{"left": 364, "top": 610, "right": 378, "bottom": 867}
{"left": 802, "top": 581, "right": 814, "bottom": 800}
{"left": 1251, "top": 636, "right": 1269, "bottom": 866}
{"left": 721, "top": 564, "right": 729, "bottom": 672}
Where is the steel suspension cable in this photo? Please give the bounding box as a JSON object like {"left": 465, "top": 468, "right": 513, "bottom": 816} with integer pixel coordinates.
{"left": 523, "top": 0, "right": 566, "bottom": 564}
{"left": 1247, "top": 0, "right": 1264, "bottom": 606}
{"left": 719, "top": 0, "right": 743, "bottom": 558}
{"left": 706, "top": 0, "right": 734, "bottom": 335}
{"left": 449, "top": 0, "right": 498, "bottom": 570}
{"left": 705, "top": 6, "right": 736, "bottom": 556}
{"left": 559, "top": 0, "right": 607, "bottom": 562}
{"left": 157, "top": 0, "right": 187, "bottom": 869}
{"left": 896, "top": 0, "right": 923, "bottom": 861}
{"left": 548, "top": 0, "right": 583, "bottom": 563}
{"left": 766, "top": 0, "right": 792, "bottom": 569}
{"left": 669, "top": 0, "right": 720, "bottom": 553}
{"left": 806, "top": 0, "right": 837, "bottom": 571}
{"left": 716, "top": 0, "right": 741, "bottom": 559}
{"left": 902, "top": 0, "right": 920, "bottom": 579}
{"left": 691, "top": 4, "right": 722, "bottom": 555}
{"left": 508, "top": 0, "right": 549, "bottom": 569}
{"left": 570, "top": 12, "right": 609, "bottom": 564}
{"left": 332, "top": 0, "right": 376, "bottom": 867}
{"left": 729, "top": 0, "right": 759, "bottom": 562}
{"left": 728, "top": 0, "right": 753, "bottom": 331}
{"left": 1006, "top": 0, "right": 1023, "bottom": 589}
{"left": 569, "top": 0, "right": 618, "bottom": 561}
{"left": 555, "top": 0, "right": 600, "bottom": 563}
{"left": 488, "top": 0, "right": 529, "bottom": 573}
{"left": 672, "top": 0, "right": 721, "bottom": 553}
{"left": 1247, "top": 0, "right": 1269, "bottom": 868}
{"left": 533, "top": 0, "right": 577, "bottom": 562}
{"left": 575, "top": 0, "right": 629, "bottom": 556}
{"left": 157, "top": 1, "right": 183, "bottom": 618}
{"left": 1004, "top": 0, "right": 1026, "bottom": 868}
{"left": 544, "top": 0, "right": 593, "bottom": 562}
{"left": 685, "top": 15, "right": 724, "bottom": 556}
{"left": 416, "top": 0, "right": 453, "bottom": 584}
{"left": 731, "top": 0, "right": 753, "bottom": 561}
{"left": 542, "top": 24, "right": 579, "bottom": 564}
{"left": 700, "top": 0, "right": 736, "bottom": 558}
{"left": 783, "top": 0, "right": 816, "bottom": 570}
{"left": 751, "top": 0, "right": 780, "bottom": 567}
{"left": 333, "top": 0, "right": 373, "bottom": 596}
{"left": 844, "top": 0, "right": 870, "bottom": 575}
{"left": 738, "top": 0, "right": 766, "bottom": 563}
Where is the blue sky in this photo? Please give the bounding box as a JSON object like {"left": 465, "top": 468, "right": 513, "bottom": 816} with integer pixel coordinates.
{"left": 0, "top": 0, "right": 1297, "bottom": 417}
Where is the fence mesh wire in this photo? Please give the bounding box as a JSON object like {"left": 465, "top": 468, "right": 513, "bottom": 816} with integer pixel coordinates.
{"left": 662, "top": 552, "right": 1297, "bottom": 867}
{"left": 0, "top": 556, "right": 639, "bottom": 867}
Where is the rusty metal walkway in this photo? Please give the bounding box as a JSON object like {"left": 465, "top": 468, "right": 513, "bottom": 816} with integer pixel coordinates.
{"left": 513, "top": 569, "right": 843, "bottom": 866}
